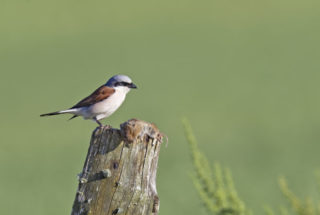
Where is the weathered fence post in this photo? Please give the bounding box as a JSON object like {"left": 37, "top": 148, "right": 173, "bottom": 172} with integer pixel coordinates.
{"left": 71, "top": 119, "right": 163, "bottom": 215}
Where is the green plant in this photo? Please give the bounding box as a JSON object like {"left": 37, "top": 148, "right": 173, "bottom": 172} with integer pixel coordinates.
{"left": 182, "top": 118, "right": 251, "bottom": 215}
{"left": 183, "top": 118, "right": 320, "bottom": 215}
{"left": 278, "top": 177, "right": 320, "bottom": 215}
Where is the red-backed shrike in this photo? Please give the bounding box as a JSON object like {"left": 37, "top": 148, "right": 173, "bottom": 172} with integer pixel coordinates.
{"left": 40, "top": 75, "right": 137, "bottom": 127}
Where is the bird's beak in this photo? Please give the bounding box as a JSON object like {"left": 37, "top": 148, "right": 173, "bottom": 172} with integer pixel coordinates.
{"left": 129, "top": 83, "right": 137, "bottom": 89}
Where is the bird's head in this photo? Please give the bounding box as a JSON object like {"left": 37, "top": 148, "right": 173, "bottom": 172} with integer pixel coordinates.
{"left": 105, "top": 75, "right": 137, "bottom": 93}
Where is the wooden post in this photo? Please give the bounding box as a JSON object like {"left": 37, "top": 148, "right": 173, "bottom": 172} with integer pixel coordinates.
{"left": 71, "top": 119, "right": 163, "bottom": 215}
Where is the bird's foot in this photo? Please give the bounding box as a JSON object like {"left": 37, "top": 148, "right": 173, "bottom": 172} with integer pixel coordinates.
{"left": 94, "top": 118, "right": 103, "bottom": 127}
{"left": 104, "top": 124, "right": 112, "bottom": 129}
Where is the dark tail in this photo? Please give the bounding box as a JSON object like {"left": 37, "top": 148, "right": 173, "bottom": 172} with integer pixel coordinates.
{"left": 40, "top": 111, "right": 62, "bottom": 117}
{"left": 68, "top": 115, "right": 78, "bottom": 120}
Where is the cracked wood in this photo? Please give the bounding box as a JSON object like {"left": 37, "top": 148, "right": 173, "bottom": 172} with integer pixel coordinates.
{"left": 71, "top": 119, "right": 163, "bottom": 215}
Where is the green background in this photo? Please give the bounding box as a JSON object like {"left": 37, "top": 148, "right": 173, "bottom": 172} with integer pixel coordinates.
{"left": 1, "top": 0, "right": 320, "bottom": 214}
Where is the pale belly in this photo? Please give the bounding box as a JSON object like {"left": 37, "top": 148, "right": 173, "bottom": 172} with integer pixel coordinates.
{"left": 79, "top": 92, "right": 126, "bottom": 120}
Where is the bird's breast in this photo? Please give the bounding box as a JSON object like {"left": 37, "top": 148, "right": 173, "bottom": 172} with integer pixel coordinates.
{"left": 89, "top": 91, "right": 126, "bottom": 116}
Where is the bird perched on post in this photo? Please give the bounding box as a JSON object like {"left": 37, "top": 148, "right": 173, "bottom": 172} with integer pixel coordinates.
{"left": 40, "top": 75, "right": 137, "bottom": 127}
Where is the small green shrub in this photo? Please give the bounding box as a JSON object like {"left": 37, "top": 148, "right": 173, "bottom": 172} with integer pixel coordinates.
{"left": 182, "top": 119, "right": 320, "bottom": 215}
{"left": 182, "top": 118, "right": 251, "bottom": 215}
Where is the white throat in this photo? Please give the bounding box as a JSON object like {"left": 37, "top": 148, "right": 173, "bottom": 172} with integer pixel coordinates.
{"left": 113, "top": 86, "right": 131, "bottom": 94}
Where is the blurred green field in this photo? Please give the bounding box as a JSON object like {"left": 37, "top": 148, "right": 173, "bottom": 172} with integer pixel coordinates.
{"left": 1, "top": 0, "right": 320, "bottom": 214}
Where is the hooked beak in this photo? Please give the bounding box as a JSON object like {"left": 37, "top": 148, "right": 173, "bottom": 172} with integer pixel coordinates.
{"left": 129, "top": 83, "right": 137, "bottom": 89}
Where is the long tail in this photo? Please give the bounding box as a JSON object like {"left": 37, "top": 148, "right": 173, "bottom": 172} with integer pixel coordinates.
{"left": 40, "top": 111, "right": 62, "bottom": 117}
{"left": 40, "top": 109, "right": 76, "bottom": 117}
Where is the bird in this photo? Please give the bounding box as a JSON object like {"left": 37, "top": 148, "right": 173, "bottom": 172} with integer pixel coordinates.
{"left": 40, "top": 75, "right": 137, "bottom": 127}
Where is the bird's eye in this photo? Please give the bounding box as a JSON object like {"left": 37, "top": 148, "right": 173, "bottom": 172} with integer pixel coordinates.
{"left": 115, "top": 82, "right": 128, "bottom": 87}
{"left": 123, "top": 82, "right": 130, "bottom": 86}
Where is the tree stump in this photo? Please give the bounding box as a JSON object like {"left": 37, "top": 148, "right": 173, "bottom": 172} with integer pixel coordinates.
{"left": 71, "top": 119, "right": 163, "bottom": 215}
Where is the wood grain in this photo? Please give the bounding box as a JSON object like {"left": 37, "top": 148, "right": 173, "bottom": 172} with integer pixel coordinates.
{"left": 71, "top": 119, "right": 163, "bottom": 215}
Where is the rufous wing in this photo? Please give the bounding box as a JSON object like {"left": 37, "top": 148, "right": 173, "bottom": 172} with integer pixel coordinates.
{"left": 71, "top": 85, "right": 115, "bottom": 108}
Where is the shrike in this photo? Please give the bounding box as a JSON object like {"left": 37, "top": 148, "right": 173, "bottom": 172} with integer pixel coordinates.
{"left": 40, "top": 75, "right": 137, "bottom": 127}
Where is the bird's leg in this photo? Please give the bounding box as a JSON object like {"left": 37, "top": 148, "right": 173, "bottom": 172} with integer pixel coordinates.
{"left": 94, "top": 118, "right": 103, "bottom": 127}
